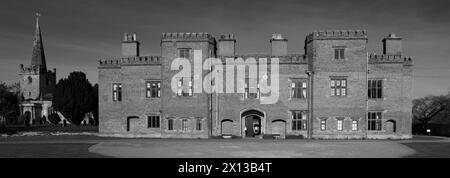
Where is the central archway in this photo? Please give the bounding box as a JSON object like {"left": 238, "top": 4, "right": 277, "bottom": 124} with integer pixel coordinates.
{"left": 240, "top": 109, "right": 265, "bottom": 138}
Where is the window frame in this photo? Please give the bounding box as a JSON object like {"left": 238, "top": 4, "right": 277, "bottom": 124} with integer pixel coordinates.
{"left": 146, "top": 80, "right": 161, "bottom": 98}
{"left": 182, "top": 119, "right": 189, "bottom": 131}
{"left": 320, "top": 120, "right": 326, "bottom": 131}
{"left": 179, "top": 48, "right": 191, "bottom": 59}
{"left": 368, "top": 111, "right": 383, "bottom": 131}
{"left": 244, "top": 78, "right": 259, "bottom": 100}
{"left": 112, "top": 83, "right": 122, "bottom": 102}
{"left": 176, "top": 78, "right": 193, "bottom": 97}
{"left": 291, "top": 79, "right": 308, "bottom": 99}
{"left": 167, "top": 118, "right": 174, "bottom": 131}
{"left": 291, "top": 110, "right": 308, "bottom": 131}
{"left": 330, "top": 78, "right": 347, "bottom": 97}
{"left": 368, "top": 79, "right": 383, "bottom": 99}
{"left": 334, "top": 48, "right": 345, "bottom": 60}
{"left": 336, "top": 118, "right": 344, "bottom": 131}
{"left": 147, "top": 115, "right": 160, "bottom": 128}
{"left": 352, "top": 120, "right": 358, "bottom": 131}
{"left": 195, "top": 118, "right": 202, "bottom": 131}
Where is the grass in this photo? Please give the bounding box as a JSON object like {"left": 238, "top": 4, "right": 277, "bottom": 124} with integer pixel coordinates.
{"left": 0, "top": 124, "right": 98, "bottom": 135}
{"left": 402, "top": 142, "right": 450, "bottom": 158}
{"left": 0, "top": 143, "right": 108, "bottom": 158}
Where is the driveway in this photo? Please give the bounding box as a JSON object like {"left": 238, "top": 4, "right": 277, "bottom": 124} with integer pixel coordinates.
{"left": 1, "top": 135, "right": 449, "bottom": 158}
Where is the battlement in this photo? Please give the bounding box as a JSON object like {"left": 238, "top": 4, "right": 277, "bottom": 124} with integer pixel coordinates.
{"left": 219, "top": 54, "right": 307, "bottom": 64}
{"left": 270, "top": 33, "right": 288, "bottom": 42}
{"left": 369, "top": 54, "right": 412, "bottom": 66}
{"left": 218, "top": 34, "right": 236, "bottom": 41}
{"left": 99, "top": 56, "right": 162, "bottom": 68}
{"left": 161, "top": 32, "right": 216, "bottom": 43}
{"left": 306, "top": 30, "right": 367, "bottom": 42}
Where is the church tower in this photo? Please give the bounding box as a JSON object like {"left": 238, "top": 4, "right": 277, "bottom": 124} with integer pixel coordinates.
{"left": 19, "top": 13, "right": 56, "bottom": 124}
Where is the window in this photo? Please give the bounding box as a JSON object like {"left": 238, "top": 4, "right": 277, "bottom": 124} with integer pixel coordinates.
{"left": 27, "top": 76, "right": 32, "bottom": 84}
{"left": 337, "top": 118, "right": 344, "bottom": 131}
{"left": 368, "top": 112, "right": 382, "bottom": 131}
{"left": 334, "top": 48, "right": 345, "bottom": 60}
{"left": 368, "top": 79, "right": 383, "bottom": 99}
{"left": 320, "top": 120, "right": 326, "bottom": 131}
{"left": 292, "top": 110, "right": 307, "bottom": 131}
{"left": 167, "top": 119, "right": 174, "bottom": 130}
{"left": 244, "top": 78, "right": 259, "bottom": 99}
{"left": 291, "top": 80, "right": 307, "bottom": 99}
{"left": 352, "top": 120, "right": 358, "bottom": 131}
{"left": 330, "top": 78, "right": 347, "bottom": 97}
{"left": 182, "top": 119, "right": 188, "bottom": 131}
{"left": 112, "top": 83, "right": 122, "bottom": 101}
{"left": 177, "top": 78, "right": 193, "bottom": 97}
{"left": 179, "top": 48, "right": 190, "bottom": 58}
{"left": 147, "top": 116, "right": 160, "bottom": 128}
{"left": 146, "top": 81, "right": 161, "bottom": 98}
{"left": 195, "top": 118, "right": 202, "bottom": 131}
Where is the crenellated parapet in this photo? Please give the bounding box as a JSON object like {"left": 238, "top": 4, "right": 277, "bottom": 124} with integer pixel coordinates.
{"left": 99, "top": 56, "right": 162, "bottom": 68}
{"left": 306, "top": 30, "right": 367, "bottom": 42}
{"left": 161, "top": 32, "right": 216, "bottom": 43}
{"left": 219, "top": 54, "right": 307, "bottom": 64}
{"left": 218, "top": 34, "right": 236, "bottom": 42}
{"left": 369, "top": 54, "right": 413, "bottom": 66}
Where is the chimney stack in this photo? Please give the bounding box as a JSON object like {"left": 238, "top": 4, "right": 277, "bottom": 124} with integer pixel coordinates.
{"left": 383, "top": 33, "right": 402, "bottom": 55}
{"left": 122, "top": 33, "right": 140, "bottom": 57}
{"left": 218, "top": 34, "right": 236, "bottom": 56}
{"left": 270, "top": 34, "right": 288, "bottom": 56}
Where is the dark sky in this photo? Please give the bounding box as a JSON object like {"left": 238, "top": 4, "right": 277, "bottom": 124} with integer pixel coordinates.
{"left": 1, "top": 0, "right": 450, "bottom": 98}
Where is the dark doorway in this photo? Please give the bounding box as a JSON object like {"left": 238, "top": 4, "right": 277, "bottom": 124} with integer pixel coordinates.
{"left": 244, "top": 115, "right": 262, "bottom": 137}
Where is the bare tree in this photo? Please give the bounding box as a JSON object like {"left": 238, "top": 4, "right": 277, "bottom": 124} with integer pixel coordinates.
{"left": 413, "top": 95, "right": 449, "bottom": 133}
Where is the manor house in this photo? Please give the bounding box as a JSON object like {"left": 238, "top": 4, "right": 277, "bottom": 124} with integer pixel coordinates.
{"left": 98, "top": 30, "right": 413, "bottom": 139}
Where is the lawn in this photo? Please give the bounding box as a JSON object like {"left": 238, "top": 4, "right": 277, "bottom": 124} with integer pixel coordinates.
{"left": 0, "top": 125, "right": 98, "bottom": 135}
{"left": 402, "top": 142, "right": 450, "bottom": 158}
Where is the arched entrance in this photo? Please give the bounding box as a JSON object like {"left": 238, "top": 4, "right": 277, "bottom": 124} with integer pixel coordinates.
{"left": 386, "top": 120, "right": 396, "bottom": 133}
{"left": 221, "top": 119, "right": 234, "bottom": 135}
{"left": 126, "top": 116, "right": 139, "bottom": 132}
{"left": 241, "top": 109, "right": 265, "bottom": 138}
{"left": 271, "top": 120, "right": 287, "bottom": 138}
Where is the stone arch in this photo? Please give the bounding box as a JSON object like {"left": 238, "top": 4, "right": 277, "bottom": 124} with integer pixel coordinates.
{"left": 240, "top": 108, "right": 266, "bottom": 138}
{"left": 221, "top": 119, "right": 234, "bottom": 135}
{"left": 126, "top": 116, "right": 139, "bottom": 132}
{"left": 271, "top": 119, "right": 287, "bottom": 138}
{"left": 386, "top": 120, "right": 397, "bottom": 133}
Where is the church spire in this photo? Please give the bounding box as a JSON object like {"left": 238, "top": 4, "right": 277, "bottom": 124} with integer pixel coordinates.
{"left": 31, "top": 13, "right": 47, "bottom": 71}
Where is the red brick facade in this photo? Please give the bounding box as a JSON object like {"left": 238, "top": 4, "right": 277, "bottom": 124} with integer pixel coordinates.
{"left": 98, "top": 30, "right": 413, "bottom": 139}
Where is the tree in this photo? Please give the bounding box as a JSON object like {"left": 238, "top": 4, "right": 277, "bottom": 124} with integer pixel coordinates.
{"left": 48, "top": 113, "right": 61, "bottom": 125}
{"left": 412, "top": 95, "right": 449, "bottom": 133}
{"left": 0, "top": 82, "right": 20, "bottom": 124}
{"left": 53, "top": 72, "right": 96, "bottom": 125}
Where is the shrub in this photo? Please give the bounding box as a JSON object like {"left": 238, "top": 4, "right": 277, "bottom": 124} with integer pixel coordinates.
{"left": 17, "top": 115, "right": 26, "bottom": 125}
{"left": 48, "top": 113, "right": 61, "bottom": 125}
